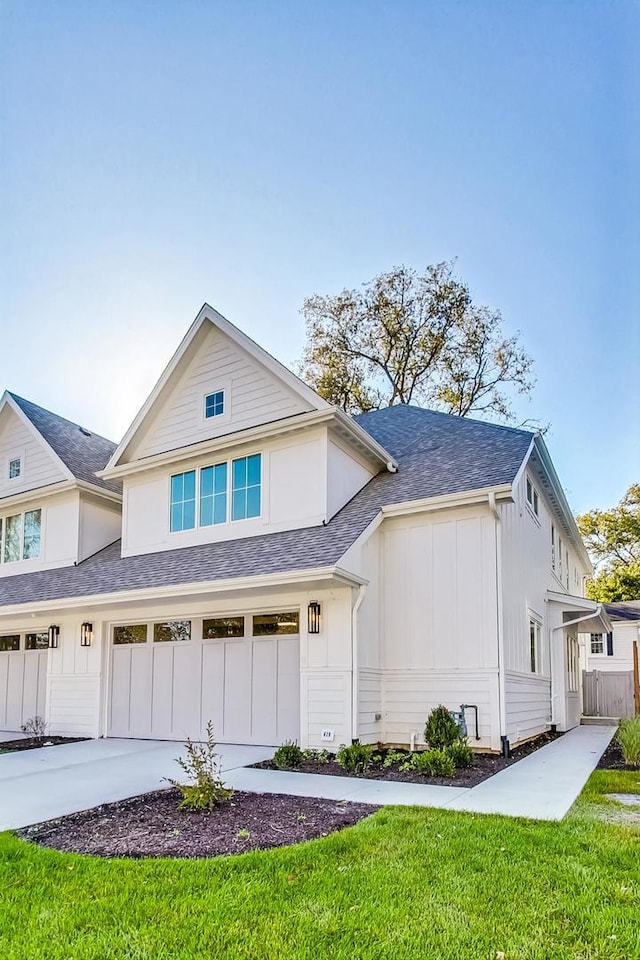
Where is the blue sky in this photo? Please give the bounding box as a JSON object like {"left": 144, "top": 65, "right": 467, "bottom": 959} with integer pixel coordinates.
{"left": 1, "top": 0, "right": 638, "bottom": 513}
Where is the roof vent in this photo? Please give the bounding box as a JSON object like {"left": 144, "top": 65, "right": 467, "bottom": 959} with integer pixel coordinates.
{"left": 79, "top": 427, "right": 92, "bottom": 437}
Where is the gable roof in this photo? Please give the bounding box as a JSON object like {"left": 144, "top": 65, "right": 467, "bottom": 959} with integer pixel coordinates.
{"left": 605, "top": 601, "right": 640, "bottom": 622}
{"left": 0, "top": 405, "right": 533, "bottom": 608}
{"left": 104, "top": 304, "right": 332, "bottom": 472}
{"left": 6, "top": 393, "right": 120, "bottom": 495}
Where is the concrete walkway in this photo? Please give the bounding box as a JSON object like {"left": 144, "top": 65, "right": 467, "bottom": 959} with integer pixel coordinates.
{"left": 0, "top": 723, "right": 614, "bottom": 830}
{"left": 446, "top": 724, "right": 615, "bottom": 820}
{"left": 0, "top": 739, "right": 273, "bottom": 831}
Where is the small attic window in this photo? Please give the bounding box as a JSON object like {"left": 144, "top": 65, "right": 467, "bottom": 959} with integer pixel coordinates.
{"left": 204, "top": 390, "right": 225, "bottom": 419}
{"left": 8, "top": 458, "right": 21, "bottom": 480}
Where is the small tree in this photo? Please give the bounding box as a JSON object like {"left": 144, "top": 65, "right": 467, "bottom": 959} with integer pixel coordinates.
{"left": 167, "top": 722, "right": 233, "bottom": 811}
{"left": 424, "top": 706, "right": 461, "bottom": 749}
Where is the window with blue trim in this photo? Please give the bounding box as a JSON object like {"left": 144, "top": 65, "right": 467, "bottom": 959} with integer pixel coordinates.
{"left": 232, "top": 454, "right": 261, "bottom": 520}
{"left": 200, "top": 463, "right": 227, "bottom": 526}
{"left": 170, "top": 471, "right": 196, "bottom": 532}
{"left": 204, "top": 391, "right": 225, "bottom": 419}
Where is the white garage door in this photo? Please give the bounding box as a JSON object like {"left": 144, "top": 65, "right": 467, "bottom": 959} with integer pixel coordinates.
{"left": 0, "top": 631, "right": 48, "bottom": 732}
{"left": 108, "top": 611, "right": 300, "bottom": 745}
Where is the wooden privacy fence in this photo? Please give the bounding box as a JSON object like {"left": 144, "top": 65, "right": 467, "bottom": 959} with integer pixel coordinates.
{"left": 582, "top": 670, "right": 635, "bottom": 719}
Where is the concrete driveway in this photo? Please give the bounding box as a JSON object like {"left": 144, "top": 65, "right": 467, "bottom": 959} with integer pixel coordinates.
{"left": 0, "top": 738, "right": 274, "bottom": 831}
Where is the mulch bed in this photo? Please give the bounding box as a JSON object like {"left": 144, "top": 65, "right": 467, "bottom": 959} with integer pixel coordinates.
{"left": 0, "top": 736, "right": 87, "bottom": 753}
{"left": 253, "top": 731, "right": 563, "bottom": 788}
{"left": 20, "top": 789, "right": 376, "bottom": 859}
{"left": 597, "top": 738, "right": 639, "bottom": 772}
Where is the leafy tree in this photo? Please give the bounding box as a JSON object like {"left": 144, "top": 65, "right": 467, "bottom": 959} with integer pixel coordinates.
{"left": 577, "top": 484, "right": 640, "bottom": 601}
{"left": 299, "top": 262, "right": 535, "bottom": 420}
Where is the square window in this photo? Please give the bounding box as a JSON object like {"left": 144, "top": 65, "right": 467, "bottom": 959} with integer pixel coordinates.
{"left": 590, "top": 633, "right": 604, "bottom": 654}
{"left": 8, "top": 458, "right": 21, "bottom": 480}
{"left": 205, "top": 391, "right": 225, "bottom": 419}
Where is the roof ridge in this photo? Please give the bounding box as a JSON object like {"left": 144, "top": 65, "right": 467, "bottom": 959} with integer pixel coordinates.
{"left": 8, "top": 391, "right": 117, "bottom": 447}
{"left": 354, "top": 403, "right": 536, "bottom": 438}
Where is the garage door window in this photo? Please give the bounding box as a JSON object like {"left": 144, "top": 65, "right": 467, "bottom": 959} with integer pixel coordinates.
{"left": 253, "top": 612, "right": 299, "bottom": 636}
{"left": 25, "top": 631, "right": 48, "bottom": 650}
{"left": 0, "top": 634, "right": 20, "bottom": 651}
{"left": 154, "top": 621, "right": 191, "bottom": 643}
{"left": 113, "top": 624, "right": 148, "bottom": 645}
{"left": 203, "top": 616, "right": 244, "bottom": 638}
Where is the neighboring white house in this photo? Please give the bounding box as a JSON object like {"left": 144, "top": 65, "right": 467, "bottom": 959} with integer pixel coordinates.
{"left": 0, "top": 304, "right": 610, "bottom": 751}
{"left": 580, "top": 601, "right": 640, "bottom": 673}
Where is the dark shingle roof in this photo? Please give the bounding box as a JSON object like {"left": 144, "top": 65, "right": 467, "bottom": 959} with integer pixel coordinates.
{"left": 9, "top": 393, "right": 120, "bottom": 495}
{"left": 0, "top": 405, "right": 533, "bottom": 607}
{"left": 605, "top": 601, "right": 640, "bottom": 621}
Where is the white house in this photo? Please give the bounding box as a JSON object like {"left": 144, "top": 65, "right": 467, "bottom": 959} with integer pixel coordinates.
{"left": 0, "top": 305, "right": 610, "bottom": 752}
{"left": 580, "top": 601, "right": 640, "bottom": 674}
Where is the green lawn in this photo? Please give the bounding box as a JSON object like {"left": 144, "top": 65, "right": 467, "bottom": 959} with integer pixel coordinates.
{"left": 1, "top": 771, "right": 638, "bottom": 960}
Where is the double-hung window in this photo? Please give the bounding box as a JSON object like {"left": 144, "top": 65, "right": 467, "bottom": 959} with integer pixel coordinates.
{"left": 0, "top": 509, "right": 41, "bottom": 563}
{"left": 232, "top": 454, "right": 261, "bottom": 521}
{"left": 170, "top": 471, "right": 196, "bottom": 532}
{"left": 590, "top": 633, "right": 604, "bottom": 654}
{"left": 200, "top": 463, "right": 227, "bottom": 526}
{"left": 170, "top": 453, "right": 261, "bottom": 533}
{"left": 526, "top": 477, "right": 539, "bottom": 517}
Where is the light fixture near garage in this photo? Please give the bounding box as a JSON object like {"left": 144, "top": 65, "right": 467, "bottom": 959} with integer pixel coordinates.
{"left": 80, "top": 622, "right": 94, "bottom": 647}
{"left": 48, "top": 625, "right": 60, "bottom": 649}
{"left": 307, "top": 601, "right": 321, "bottom": 634}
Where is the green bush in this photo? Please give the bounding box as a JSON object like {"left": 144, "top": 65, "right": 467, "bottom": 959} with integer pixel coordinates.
{"left": 273, "top": 740, "right": 304, "bottom": 769}
{"left": 447, "top": 740, "right": 474, "bottom": 768}
{"left": 301, "top": 748, "right": 331, "bottom": 764}
{"left": 404, "top": 748, "right": 456, "bottom": 778}
{"left": 617, "top": 716, "right": 640, "bottom": 768}
{"left": 336, "top": 742, "right": 374, "bottom": 774}
{"left": 167, "top": 722, "right": 234, "bottom": 811}
{"left": 383, "top": 749, "right": 408, "bottom": 768}
{"left": 424, "top": 705, "right": 461, "bottom": 749}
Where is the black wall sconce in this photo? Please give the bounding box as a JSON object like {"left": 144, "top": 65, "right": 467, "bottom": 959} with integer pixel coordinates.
{"left": 80, "top": 622, "right": 94, "bottom": 647}
{"left": 48, "top": 625, "right": 60, "bottom": 649}
{"left": 307, "top": 601, "right": 321, "bottom": 634}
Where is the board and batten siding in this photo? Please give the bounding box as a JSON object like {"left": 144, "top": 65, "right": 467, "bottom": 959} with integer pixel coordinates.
{"left": 377, "top": 507, "right": 502, "bottom": 750}
{"left": 0, "top": 647, "right": 48, "bottom": 730}
{"left": 327, "top": 438, "right": 375, "bottom": 521}
{"left": 124, "top": 322, "right": 312, "bottom": 462}
{"left": 0, "top": 404, "right": 66, "bottom": 499}
{"left": 47, "top": 618, "right": 103, "bottom": 737}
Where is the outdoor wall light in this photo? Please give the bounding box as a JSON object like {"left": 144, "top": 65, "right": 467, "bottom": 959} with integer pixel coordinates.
{"left": 48, "top": 625, "right": 60, "bottom": 649}
{"left": 307, "top": 601, "right": 321, "bottom": 635}
{"left": 80, "top": 622, "right": 94, "bottom": 647}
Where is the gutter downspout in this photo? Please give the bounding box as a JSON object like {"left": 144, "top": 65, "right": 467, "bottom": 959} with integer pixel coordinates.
{"left": 351, "top": 583, "right": 367, "bottom": 743}
{"left": 488, "top": 492, "right": 507, "bottom": 754}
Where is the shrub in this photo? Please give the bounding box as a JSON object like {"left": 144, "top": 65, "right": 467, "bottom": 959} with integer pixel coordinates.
{"left": 21, "top": 716, "right": 48, "bottom": 742}
{"left": 336, "top": 742, "right": 374, "bottom": 774}
{"left": 424, "top": 705, "right": 461, "bottom": 749}
{"left": 447, "top": 740, "right": 475, "bottom": 768}
{"left": 167, "top": 721, "right": 234, "bottom": 811}
{"left": 302, "top": 748, "right": 331, "bottom": 764}
{"left": 405, "top": 748, "right": 456, "bottom": 778}
{"left": 617, "top": 716, "right": 640, "bottom": 768}
{"left": 273, "top": 740, "right": 304, "bottom": 769}
{"left": 383, "top": 749, "right": 408, "bottom": 768}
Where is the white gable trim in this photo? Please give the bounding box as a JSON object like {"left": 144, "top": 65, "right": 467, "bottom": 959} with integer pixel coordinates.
{"left": 106, "top": 304, "right": 332, "bottom": 471}
{"left": 0, "top": 392, "right": 75, "bottom": 484}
